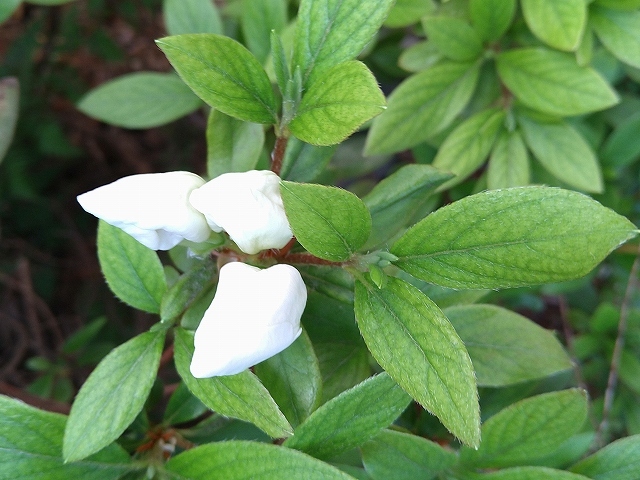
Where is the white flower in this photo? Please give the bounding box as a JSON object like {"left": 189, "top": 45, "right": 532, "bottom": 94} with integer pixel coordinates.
{"left": 190, "top": 262, "right": 306, "bottom": 377}
{"left": 77, "top": 172, "right": 211, "bottom": 251}
{"left": 189, "top": 170, "right": 293, "bottom": 254}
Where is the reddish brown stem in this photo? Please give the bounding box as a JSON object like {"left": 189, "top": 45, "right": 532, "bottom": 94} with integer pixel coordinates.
{"left": 282, "top": 253, "right": 346, "bottom": 266}
{"left": 270, "top": 136, "right": 288, "bottom": 176}
{"left": 0, "top": 381, "right": 70, "bottom": 415}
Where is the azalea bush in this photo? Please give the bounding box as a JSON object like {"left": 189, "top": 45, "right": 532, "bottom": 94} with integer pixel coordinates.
{"left": 3, "top": 0, "right": 640, "bottom": 479}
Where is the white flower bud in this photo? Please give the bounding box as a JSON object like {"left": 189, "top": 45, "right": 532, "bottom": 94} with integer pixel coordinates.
{"left": 190, "top": 262, "right": 306, "bottom": 378}
{"left": 189, "top": 170, "right": 293, "bottom": 254}
{"left": 77, "top": 172, "right": 211, "bottom": 251}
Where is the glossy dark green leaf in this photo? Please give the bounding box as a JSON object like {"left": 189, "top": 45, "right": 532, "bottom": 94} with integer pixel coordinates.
{"left": 316, "top": 343, "right": 371, "bottom": 403}
{"left": 163, "top": 0, "right": 222, "bottom": 35}
{"left": 521, "top": 0, "right": 586, "bottom": 51}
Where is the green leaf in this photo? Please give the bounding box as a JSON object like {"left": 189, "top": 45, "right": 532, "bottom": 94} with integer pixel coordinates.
{"left": 460, "top": 389, "right": 588, "bottom": 468}
{"left": 496, "top": 48, "right": 619, "bottom": 117}
{"left": 298, "top": 265, "right": 355, "bottom": 304}
{"left": 444, "top": 304, "right": 572, "bottom": 386}
{"left": 157, "top": 34, "right": 278, "bottom": 124}
{"left": 77, "top": 72, "right": 201, "bottom": 129}
{"left": 591, "top": 6, "right": 640, "bottom": 69}
{"left": 361, "top": 429, "right": 457, "bottom": 480}
{"left": 570, "top": 434, "right": 640, "bottom": 480}
{"left": 365, "top": 61, "right": 480, "bottom": 155}
{"left": 63, "top": 330, "right": 165, "bottom": 462}
{"left": 283, "top": 373, "right": 411, "bottom": 459}
{"left": 354, "top": 275, "right": 480, "bottom": 448}
{"left": 25, "top": 0, "right": 77, "bottom": 4}
{"left": 478, "top": 467, "right": 592, "bottom": 480}
{"left": 241, "top": 0, "right": 287, "bottom": 63}
{"left": 289, "top": 61, "right": 385, "bottom": 146}
{"left": 385, "top": 0, "right": 436, "bottom": 28}
{"left": 519, "top": 115, "right": 603, "bottom": 193}
{"left": 97, "top": 220, "right": 167, "bottom": 314}
{"left": 163, "top": 382, "right": 207, "bottom": 426}
{"left": 281, "top": 137, "right": 336, "bottom": 182}
{"left": 391, "top": 187, "right": 638, "bottom": 289}
{"left": 165, "top": 441, "right": 356, "bottom": 479}
{"left": 254, "top": 330, "right": 322, "bottom": 428}
{"left": 173, "top": 327, "right": 293, "bottom": 438}
{"left": 293, "top": 0, "right": 395, "bottom": 86}
{"left": 363, "top": 164, "right": 453, "bottom": 248}
{"left": 521, "top": 0, "right": 587, "bottom": 51}
{"left": 316, "top": 344, "right": 371, "bottom": 402}
{"left": 432, "top": 107, "right": 505, "bottom": 189}
{"left": 469, "top": 0, "right": 516, "bottom": 42}
{"left": 487, "top": 129, "right": 530, "bottom": 189}
{"left": 162, "top": 0, "right": 222, "bottom": 35}
{"left": 0, "top": 395, "right": 132, "bottom": 480}
{"left": 62, "top": 317, "right": 107, "bottom": 354}
{"left": 0, "top": 77, "right": 19, "bottom": 163}
{"left": 160, "top": 257, "right": 216, "bottom": 323}
{"left": 422, "top": 16, "right": 484, "bottom": 61}
{"left": 206, "top": 109, "right": 265, "bottom": 179}
{"left": 600, "top": 111, "right": 640, "bottom": 167}
{"left": 594, "top": 0, "right": 640, "bottom": 9}
{"left": 0, "top": 0, "right": 20, "bottom": 24}
{"left": 398, "top": 41, "right": 442, "bottom": 72}
{"left": 280, "top": 181, "right": 372, "bottom": 261}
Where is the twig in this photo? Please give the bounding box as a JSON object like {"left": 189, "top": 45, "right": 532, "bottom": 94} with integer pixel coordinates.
{"left": 595, "top": 243, "right": 640, "bottom": 446}
{"left": 270, "top": 136, "right": 288, "bottom": 176}
{"left": 0, "top": 381, "right": 71, "bottom": 415}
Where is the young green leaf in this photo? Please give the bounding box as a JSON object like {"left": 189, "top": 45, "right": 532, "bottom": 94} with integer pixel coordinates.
{"left": 0, "top": 395, "right": 132, "bottom": 480}
{"left": 254, "top": 331, "right": 322, "bottom": 428}
{"left": 519, "top": 115, "right": 603, "bottom": 193}
{"left": 361, "top": 429, "right": 457, "bottom": 480}
{"left": 444, "top": 304, "right": 572, "bottom": 386}
{"left": 432, "top": 108, "right": 505, "bottom": 189}
{"left": 241, "top": 0, "right": 287, "bottom": 63}
{"left": 0, "top": 77, "right": 19, "bottom": 163}
{"left": 173, "top": 327, "right": 293, "bottom": 438}
{"left": 365, "top": 61, "right": 480, "bottom": 155}
{"left": 385, "top": 0, "right": 436, "bottom": 28}
{"left": 293, "top": 0, "right": 395, "bottom": 86}
{"left": 157, "top": 34, "right": 278, "bottom": 124}
{"left": 165, "top": 441, "right": 356, "bottom": 479}
{"left": 280, "top": 137, "right": 336, "bottom": 183}
{"left": 398, "top": 41, "right": 442, "bottom": 72}
{"left": 496, "top": 48, "right": 619, "bottom": 117}
{"left": 159, "top": 257, "right": 216, "bottom": 323}
{"left": 422, "top": 16, "right": 484, "bottom": 61}
{"left": 479, "top": 467, "right": 592, "bottom": 480}
{"left": 77, "top": 72, "right": 201, "bottom": 129}
{"left": 469, "top": 0, "right": 516, "bottom": 42}
{"left": 97, "top": 220, "right": 167, "bottom": 314}
{"left": 280, "top": 181, "right": 372, "bottom": 261}
{"left": 271, "top": 30, "right": 290, "bottom": 95}
{"left": 591, "top": 6, "right": 640, "bottom": 69}
{"left": 391, "top": 187, "right": 638, "bottom": 289}
{"left": 460, "top": 389, "right": 588, "bottom": 468}
{"left": 601, "top": 111, "right": 640, "bottom": 167}
{"left": 63, "top": 330, "right": 165, "bottom": 462}
{"left": 354, "top": 275, "right": 480, "bottom": 448}
{"left": 283, "top": 373, "right": 411, "bottom": 460}
{"left": 487, "top": 129, "right": 530, "bottom": 189}
{"left": 521, "top": 0, "right": 586, "bottom": 51}
{"left": 289, "top": 61, "right": 385, "bottom": 146}
{"left": 163, "top": 0, "right": 222, "bottom": 35}
{"left": 570, "top": 434, "right": 640, "bottom": 479}
{"left": 206, "top": 109, "right": 265, "bottom": 179}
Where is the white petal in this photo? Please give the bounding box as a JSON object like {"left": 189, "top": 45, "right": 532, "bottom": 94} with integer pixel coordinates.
{"left": 189, "top": 170, "right": 293, "bottom": 254}
{"left": 190, "top": 262, "right": 306, "bottom": 378}
{"left": 77, "top": 171, "right": 212, "bottom": 250}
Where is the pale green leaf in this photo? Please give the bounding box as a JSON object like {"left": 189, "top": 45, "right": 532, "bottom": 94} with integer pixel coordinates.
{"left": 479, "top": 467, "right": 592, "bottom": 480}
{"left": 241, "top": 0, "right": 287, "bottom": 63}
{"left": 165, "top": 441, "right": 356, "bottom": 479}
{"left": 280, "top": 181, "right": 372, "bottom": 261}
{"left": 0, "top": 395, "right": 132, "bottom": 480}
{"left": 591, "top": 6, "right": 640, "bottom": 69}
{"left": 594, "top": 0, "right": 640, "bottom": 9}
{"left": 422, "top": 16, "right": 484, "bottom": 61}
{"left": 157, "top": 34, "right": 278, "bottom": 124}
{"left": 385, "top": 0, "right": 435, "bottom": 27}
{"left": 444, "top": 304, "right": 572, "bottom": 386}
{"left": 398, "top": 41, "right": 441, "bottom": 72}
{"left": 487, "top": 129, "right": 530, "bottom": 189}
{"left": 289, "top": 61, "right": 385, "bottom": 146}
{"left": 469, "top": 0, "right": 516, "bottom": 42}
{"left": 77, "top": 72, "right": 201, "bottom": 129}
{"left": 0, "top": 0, "right": 21, "bottom": 23}
{"left": 432, "top": 107, "right": 505, "bottom": 189}
{"left": 521, "top": 0, "right": 587, "bottom": 51}
{"left": 496, "top": 48, "right": 619, "bottom": 117}
{"left": 163, "top": 0, "right": 222, "bottom": 35}
{"left": 392, "top": 187, "right": 638, "bottom": 289}
{"left": 519, "top": 115, "right": 603, "bottom": 193}
{"left": 355, "top": 276, "right": 480, "bottom": 448}
{"left": 283, "top": 373, "right": 411, "bottom": 459}
{"left": 570, "top": 434, "right": 640, "bottom": 480}
{"left": 365, "top": 61, "right": 480, "bottom": 155}
{"left": 0, "top": 77, "right": 19, "bottom": 163}
{"left": 206, "top": 109, "right": 264, "bottom": 179}
{"left": 293, "top": 0, "right": 395, "bottom": 86}
{"left": 97, "top": 220, "right": 167, "bottom": 314}
{"left": 173, "top": 327, "right": 293, "bottom": 438}
{"left": 63, "top": 331, "right": 165, "bottom": 462}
